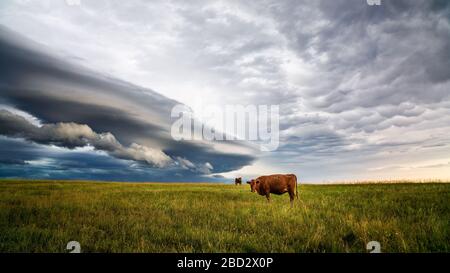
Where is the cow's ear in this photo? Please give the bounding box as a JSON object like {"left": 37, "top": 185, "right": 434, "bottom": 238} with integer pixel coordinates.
{"left": 246, "top": 181, "right": 251, "bottom": 184}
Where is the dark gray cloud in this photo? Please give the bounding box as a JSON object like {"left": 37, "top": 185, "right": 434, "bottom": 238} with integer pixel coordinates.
{"left": 0, "top": 109, "right": 172, "bottom": 167}
{"left": 0, "top": 136, "right": 226, "bottom": 182}
{"left": 271, "top": 0, "right": 450, "bottom": 112}
{"left": 267, "top": 1, "right": 450, "bottom": 157}
{"left": 0, "top": 25, "right": 256, "bottom": 180}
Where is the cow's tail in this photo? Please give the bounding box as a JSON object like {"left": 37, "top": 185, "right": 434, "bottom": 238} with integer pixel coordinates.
{"left": 293, "top": 174, "right": 299, "bottom": 200}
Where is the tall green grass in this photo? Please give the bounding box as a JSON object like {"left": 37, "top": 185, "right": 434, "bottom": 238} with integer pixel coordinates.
{"left": 0, "top": 180, "right": 448, "bottom": 252}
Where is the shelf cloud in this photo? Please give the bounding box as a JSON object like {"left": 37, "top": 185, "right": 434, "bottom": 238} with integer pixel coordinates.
{"left": 0, "top": 109, "right": 172, "bottom": 168}
{"left": 0, "top": 25, "right": 256, "bottom": 181}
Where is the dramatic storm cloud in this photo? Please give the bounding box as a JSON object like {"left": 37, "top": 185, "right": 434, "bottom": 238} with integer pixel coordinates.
{"left": 0, "top": 109, "right": 172, "bottom": 167}
{"left": 0, "top": 23, "right": 256, "bottom": 181}
{"left": 0, "top": 0, "right": 449, "bottom": 182}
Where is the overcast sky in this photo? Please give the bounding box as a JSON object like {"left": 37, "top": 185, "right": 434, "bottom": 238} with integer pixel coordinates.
{"left": 0, "top": 0, "right": 449, "bottom": 182}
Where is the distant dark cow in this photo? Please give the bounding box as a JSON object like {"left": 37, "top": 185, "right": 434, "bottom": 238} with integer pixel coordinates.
{"left": 247, "top": 174, "right": 298, "bottom": 207}
{"left": 235, "top": 177, "right": 242, "bottom": 185}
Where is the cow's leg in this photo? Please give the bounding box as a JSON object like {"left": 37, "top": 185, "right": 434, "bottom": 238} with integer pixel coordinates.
{"left": 266, "top": 194, "right": 271, "bottom": 203}
{"left": 289, "top": 191, "right": 295, "bottom": 208}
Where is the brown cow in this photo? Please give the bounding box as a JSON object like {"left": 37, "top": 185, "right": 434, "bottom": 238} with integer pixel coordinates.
{"left": 247, "top": 174, "right": 298, "bottom": 207}
{"left": 235, "top": 177, "right": 242, "bottom": 185}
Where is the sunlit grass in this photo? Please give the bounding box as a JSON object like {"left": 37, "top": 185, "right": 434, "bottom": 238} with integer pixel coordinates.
{"left": 0, "top": 180, "right": 448, "bottom": 252}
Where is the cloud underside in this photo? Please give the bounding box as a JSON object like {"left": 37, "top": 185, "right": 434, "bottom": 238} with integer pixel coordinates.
{"left": 0, "top": 26, "right": 255, "bottom": 180}
{"left": 0, "top": 109, "right": 172, "bottom": 167}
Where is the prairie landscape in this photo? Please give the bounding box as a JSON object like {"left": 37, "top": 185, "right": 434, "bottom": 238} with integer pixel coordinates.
{"left": 0, "top": 180, "right": 448, "bottom": 253}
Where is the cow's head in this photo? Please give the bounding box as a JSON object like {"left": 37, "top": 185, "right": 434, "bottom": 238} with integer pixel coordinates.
{"left": 246, "top": 179, "right": 260, "bottom": 193}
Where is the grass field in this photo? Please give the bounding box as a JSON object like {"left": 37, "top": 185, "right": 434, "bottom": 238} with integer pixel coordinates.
{"left": 0, "top": 180, "right": 449, "bottom": 253}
